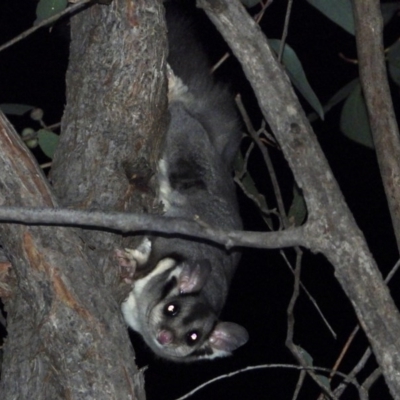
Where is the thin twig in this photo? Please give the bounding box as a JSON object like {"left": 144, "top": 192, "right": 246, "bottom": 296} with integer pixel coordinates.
{"left": 46, "top": 122, "right": 61, "bottom": 131}
{"left": 285, "top": 249, "right": 335, "bottom": 399}
{"left": 174, "top": 363, "right": 361, "bottom": 400}
{"left": 331, "top": 327, "right": 360, "bottom": 379}
{"left": 331, "top": 346, "right": 371, "bottom": 398}
{"left": 233, "top": 176, "right": 280, "bottom": 222}
{"left": 259, "top": 119, "right": 278, "bottom": 145}
{"left": 327, "top": 258, "right": 400, "bottom": 398}
{"left": 362, "top": 368, "right": 382, "bottom": 392}
{"left": 0, "top": 0, "right": 94, "bottom": 53}
{"left": 316, "top": 259, "right": 400, "bottom": 399}
{"left": 234, "top": 107, "right": 278, "bottom": 230}
{"left": 237, "top": 90, "right": 337, "bottom": 386}
{"left": 210, "top": 52, "right": 230, "bottom": 74}
{"left": 238, "top": 92, "right": 336, "bottom": 394}
{"left": 40, "top": 162, "right": 52, "bottom": 169}
{"left": 237, "top": 141, "right": 254, "bottom": 180}
{"left": 292, "top": 370, "right": 306, "bottom": 400}
{"left": 254, "top": 0, "right": 273, "bottom": 24}
{"left": 278, "top": 0, "right": 294, "bottom": 62}
{"left": 236, "top": 94, "right": 287, "bottom": 228}
{"left": 280, "top": 250, "right": 336, "bottom": 339}
{"left": 384, "top": 258, "right": 400, "bottom": 284}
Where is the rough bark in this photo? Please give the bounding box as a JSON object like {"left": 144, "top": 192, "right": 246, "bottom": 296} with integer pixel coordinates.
{"left": 50, "top": 0, "right": 168, "bottom": 256}
{"left": 0, "top": 112, "right": 145, "bottom": 399}
{"left": 197, "top": 0, "right": 400, "bottom": 397}
{"left": 0, "top": 0, "right": 167, "bottom": 398}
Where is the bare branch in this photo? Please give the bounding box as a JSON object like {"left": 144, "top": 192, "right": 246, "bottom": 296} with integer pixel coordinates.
{"left": 197, "top": 0, "right": 400, "bottom": 396}
{"left": 278, "top": 0, "right": 294, "bottom": 62}
{"left": 353, "top": 0, "right": 400, "bottom": 254}
{"left": 329, "top": 258, "right": 400, "bottom": 397}
{"left": 236, "top": 95, "right": 287, "bottom": 228}
{"left": 174, "top": 363, "right": 362, "bottom": 400}
{"left": 0, "top": 107, "right": 143, "bottom": 398}
{"left": 285, "top": 249, "right": 338, "bottom": 399}
{"left": 0, "top": 0, "right": 93, "bottom": 53}
{"left": 0, "top": 205, "right": 308, "bottom": 250}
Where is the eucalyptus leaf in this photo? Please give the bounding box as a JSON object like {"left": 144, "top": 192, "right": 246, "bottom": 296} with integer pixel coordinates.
{"left": 38, "top": 129, "right": 59, "bottom": 159}
{"left": 35, "top": 0, "right": 68, "bottom": 25}
{"left": 241, "top": 0, "right": 260, "bottom": 7}
{"left": 308, "top": 78, "right": 359, "bottom": 122}
{"left": 381, "top": 2, "right": 400, "bottom": 26}
{"left": 315, "top": 374, "right": 331, "bottom": 391}
{"left": 234, "top": 151, "right": 273, "bottom": 230}
{"left": 297, "top": 346, "right": 314, "bottom": 366}
{"left": 340, "top": 83, "right": 374, "bottom": 149}
{"left": 269, "top": 39, "right": 324, "bottom": 120}
{"left": 389, "top": 63, "right": 400, "bottom": 87}
{"left": 0, "top": 103, "right": 35, "bottom": 116}
{"left": 288, "top": 185, "right": 307, "bottom": 227}
{"left": 307, "top": 0, "right": 354, "bottom": 35}
{"left": 297, "top": 346, "right": 331, "bottom": 391}
{"left": 388, "top": 40, "right": 400, "bottom": 67}
{"left": 388, "top": 40, "right": 400, "bottom": 86}
{"left": 323, "top": 78, "right": 359, "bottom": 114}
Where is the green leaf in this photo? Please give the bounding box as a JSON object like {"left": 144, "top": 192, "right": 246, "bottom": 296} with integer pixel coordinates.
{"left": 297, "top": 346, "right": 314, "bottom": 366}
{"left": 241, "top": 0, "right": 260, "bottom": 7}
{"left": 38, "top": 129, "right": 59, "bottom": 159}
{"left": 322, "top": 78, "right": 359, "bottom": 114}
{"left": 288, "top": 185, "right": 307, "bottom": 227}
{"left": 388, "top": 40, "right": 400, "bottom": 87}
{"left": 389, "top": 63, "right": 400, "bottom": 87}
{"left": 0, "top": 103, "right": 35, "bottom": 116}
{"left": 298, "top": 345, "right": 331, "bottom": 391}
{"left": 307, "top": 0, "right": 354, "bottom": 35}
{"left": 35, "top": 0, "right": 68, "bottom": 25}
{"left": 269, "top": 39, "right": 324, "bottom": 120}
{"left": 315, "top": 374, "right": 331, "bottom": 391}
{"left": 308, "top": 78, "right": 359, "bottom": 122}
{"left": 381, "top": 2, "right": 400, "bottom": 26}
{"left": 340, "top": 83, "right": 374, "bottom": 149}
{"left": 234, "top": 150, "right": 273, "bottom": 230}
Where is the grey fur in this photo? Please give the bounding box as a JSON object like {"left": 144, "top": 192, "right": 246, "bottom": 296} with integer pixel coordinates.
{"left": 119, "top": 5, "right": 248, "bottom": 362}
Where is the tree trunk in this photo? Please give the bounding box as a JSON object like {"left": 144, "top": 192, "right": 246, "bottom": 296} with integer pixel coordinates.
{"left": 0, "top": 1, "right": 167, "bottom": 398}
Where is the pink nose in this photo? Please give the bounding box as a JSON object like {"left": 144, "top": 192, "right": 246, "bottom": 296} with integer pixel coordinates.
{"left": 157, "top": 330, "right": 173, "bottom": 345}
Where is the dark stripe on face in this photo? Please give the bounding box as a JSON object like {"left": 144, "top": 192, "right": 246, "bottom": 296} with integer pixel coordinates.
{"left": 182, "top": 302, "right": 213, "bottom": 325}
{"left": 159, "top": 276, "right": 178, "bottom": 302}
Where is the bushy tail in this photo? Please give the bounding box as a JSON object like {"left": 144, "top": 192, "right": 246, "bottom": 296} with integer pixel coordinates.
{"left": 166, "top": 3, "right": 241, "bottom": 168}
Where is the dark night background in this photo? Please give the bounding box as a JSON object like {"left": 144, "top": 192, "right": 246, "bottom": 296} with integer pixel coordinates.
{"left": 1, "top": 0, "right": 400, "bottom": 399}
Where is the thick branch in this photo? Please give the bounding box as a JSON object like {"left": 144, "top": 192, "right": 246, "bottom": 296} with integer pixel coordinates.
{"left": 353, "top": 0, "right": 400, "bottom": 251}
{"left": 197, "top": 0, "right": 400, "bottom": 397}
{"left": 353, "top": 0, "right": 400, "bottom": 255}
{"left": 0, "top": 0, "right": 167, "bottom": 398}
{"left": 0, "top": 111, "right": 144, "bottom": 399}
{"left": 50, "top": 0, "right": 168, "bottom": 254}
